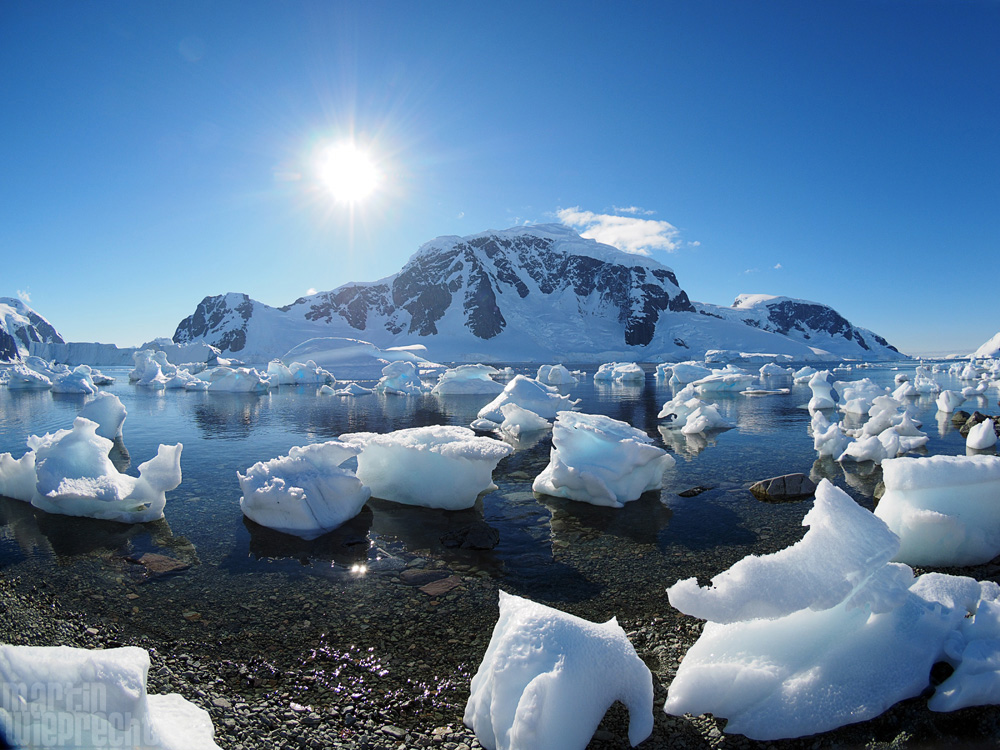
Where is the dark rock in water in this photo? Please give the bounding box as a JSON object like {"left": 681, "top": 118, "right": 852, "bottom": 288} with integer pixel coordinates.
{"left": 951, "top": 410, "right": 972, "bottom": 426}
{"left": 439, "top": 522, "right": 500, "bottom": 550}
{"left": 418, "top": 575, "right": 463, "bottom": 597}
{"left": 677, "top": 486, "right": 713, "bottom": 498}
{"left": 749, "top": 473, "right": 817, "bottom": 502}
{"left": 130, "top": 553, "right": 190, "bottom": 575}
{"left": 399, "top": 568, "right": 450, "bottom": 586}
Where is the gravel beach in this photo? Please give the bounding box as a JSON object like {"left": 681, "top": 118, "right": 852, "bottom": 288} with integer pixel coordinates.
{"left": 5, "top": 532, "right": 1000, "bottom": 750}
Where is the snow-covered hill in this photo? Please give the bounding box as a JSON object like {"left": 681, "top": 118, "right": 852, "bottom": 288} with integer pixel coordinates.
{"left": 973, "top": 332, "right": 1000, "bottom": 359}
{"left": 172, "top": 225, "right": 902, "bottom": 363}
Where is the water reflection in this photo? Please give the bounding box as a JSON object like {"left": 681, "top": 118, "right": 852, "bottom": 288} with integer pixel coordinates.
{"left": 243, "top": 508, "right": 372, "bottom": 567}
{"left": 0, "top": 495, "right": 197, "bottom": 564}
{"left": 539, "top": 491, "right": 672, "bottom": 546}
{"left": 193, "top": 393, "right": 265, "bottom": 439}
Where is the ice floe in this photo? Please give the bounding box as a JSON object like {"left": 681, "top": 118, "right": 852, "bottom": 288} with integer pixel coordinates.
{"left": 341, "top": 426, "right": 512, "bottom": 509}
{"left": 477, "top": 375, "right": 579, "bottom": 423}
{"left": 532, "top": 411, "right": 674, "bottom": 507}
{"left": 238, "top": 441, "right": 371, "bottom": 539}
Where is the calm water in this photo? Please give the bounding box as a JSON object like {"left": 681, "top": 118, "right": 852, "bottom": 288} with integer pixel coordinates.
{"left": 0, "top": 361, "right": 989, "bottom": 612}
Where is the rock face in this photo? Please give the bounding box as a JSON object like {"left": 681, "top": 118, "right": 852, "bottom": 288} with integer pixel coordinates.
{"left": 172, "top": 225, "right": 903, "bottom": 363}
{"left": 0, "top": 297, "right": 65, "bottom": 361}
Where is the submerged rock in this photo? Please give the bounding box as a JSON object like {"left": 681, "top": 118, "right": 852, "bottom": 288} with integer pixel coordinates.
{"left": 749, "top": 473, "right": 817, "bottom": 502}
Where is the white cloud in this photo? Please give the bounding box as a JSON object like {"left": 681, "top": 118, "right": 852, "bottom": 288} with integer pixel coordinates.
{"left": 773, "top": 262, "right": 782, "bottom": 270}
{"left": 557, "top": 207, "right": 681, "bottom": 256}
{"left": 612, "top": 205, "right": 655, "bottom": 216}
{"left": 742, "top": 268, "right": 759, "bottom": 275}
{"left": 456, "top": 211, "right": 465, "bottom": 220}
{"left": 17, "top": 289, "right": 30, "bottom": 303}
{"left": 306, "top": 288, "right": 317, "bottom": 296}
{"left": 688, "top": 240, "right": 701, "bottom": 248}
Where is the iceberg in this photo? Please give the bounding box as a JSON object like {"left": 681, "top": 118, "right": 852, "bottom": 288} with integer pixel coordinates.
{"left": 0, "top": 417, "right": 182, "bottom": 523}
{"left": 207, "top": 366, "right": 269, "bottom": 393}
{"left": 478, "top": 375, "right": 579, "bottom": 423}
{"left": 6, "top": 364, "right": 52, "bottom": 390}
{"left": 593, "top": 362, "right": 644, "bottom": 383}
{"left": 0, "top": 644, "right": 220, "bottom": 749}
{"left": 936, "top": 390, "right": 966, "bottom": 413}
{"left": 536, "top": 364, "right": 579, "bottom": 385}
{"left": 281, "top": 337, "right": 443, "bottom": 381}
{"left": 376, "top": 360, "right": 426, "bottom": 395}
{"left": 532, "top": 411, "right": 674, "bottom": 507}
{"left": 238, "top": 441, "right": 371, "bottom": 539}
{"left": 875, "top": 455, "right": 1000, "bottom": 566}
{"left": 50, "top": 365, "right": 99, "bottom": 395}
{"left": 432, "top": 364, "right": 505, "bottom": 395}
{"left": 341, "top": 426, "right": 513, "bottom": 509}
{"left": 690, "top": 370, "right": 755, "bottom": 395}
{"left": 464, "top": 591, "right": 653, "bottom": 750}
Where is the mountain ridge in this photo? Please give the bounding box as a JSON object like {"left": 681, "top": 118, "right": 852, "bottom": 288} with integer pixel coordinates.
{"left": 172, "top": 225, "right": 901, "bottom": 363}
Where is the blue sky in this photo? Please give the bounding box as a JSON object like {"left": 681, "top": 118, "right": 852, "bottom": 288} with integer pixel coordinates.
{"left": 2, "top": 0, "right": 997, "bottom": 355}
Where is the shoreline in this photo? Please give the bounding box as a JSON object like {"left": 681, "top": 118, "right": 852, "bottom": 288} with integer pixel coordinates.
{"left": 5, "top": 559, "right": 1000, "bottom": 750}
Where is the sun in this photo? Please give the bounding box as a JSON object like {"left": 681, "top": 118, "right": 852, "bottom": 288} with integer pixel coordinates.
{"left": 316, "top": 142, "right": 379, "bottom": 204}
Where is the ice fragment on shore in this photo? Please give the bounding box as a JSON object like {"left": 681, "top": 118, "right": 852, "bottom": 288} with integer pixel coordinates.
{"left": 465, "top": 591, "right": 653, "bottom": 750}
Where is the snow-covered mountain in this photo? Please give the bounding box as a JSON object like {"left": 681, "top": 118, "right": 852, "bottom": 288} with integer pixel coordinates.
{"left": 173, "top": 225, "right": 901, "bottom": 363}
{"left": 973, "top": 332, "right": 1000, "bottom": 359}
{"left": 0, "top": 297, "right": 64, "bottom": 362}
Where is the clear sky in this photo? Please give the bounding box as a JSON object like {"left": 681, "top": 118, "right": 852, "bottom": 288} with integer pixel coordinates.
{"left": 2, "top": 0, "right": 997, "bottom": 356}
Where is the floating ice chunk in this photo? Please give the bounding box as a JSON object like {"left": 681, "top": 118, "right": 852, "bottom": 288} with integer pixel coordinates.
{"left": 289, "top": 359, "right": 333, "bottom": 384}
{"left": 835, "top": 378, "right": 887, "bottom": 415}
{"left": 593, "top": 362, "right": 645, "bottom": 383}
{"left": 0, "top": 450, "right": 36, "bottom": 502}
{"left": 668, "top": 480, "right": 901, "bottom": 623}
{"left": 341, "top": 426, "right": 512, "bottom": 509}
{"left": 79, "top": 391, "right": 127, "bottom": 440}
{"left": 968, "top": 420, "right": 999, "bottom": 450}
{"left": 130, "top": 349, "right": 177, "bottom": 386}
{"left": 654, "top": 363, "right": 672, "bottom": 381}
{"left": 691, "top": 372, "right": 755, "bottom": 394}
{"left": 936, "top": 390, "right": 966, "bottom": 413}
{"left": 812, "top": 417, "right": 851, "bottom": 460}
{"left": 806, "top": 371, "right": 837, "bottom": 411}
{"left": 50, "top": 365, "right": 99, "bottom": 395}
{"left": 793, "top": 366, "right": 818, "bottom": 384}
{"left": 499, "top": 403, "right": 550, "bottom": 438}
{"left": 0, "top": 644, "right": 221, "bottom": 749}
{"left": 892, "top": 381, "right": 919, "bottom": 399}
{"left": 207, "top": 366, "right": 269, "bottom": 393}
{"left": 532, "top": 411, "right": 674, "bottom": 508}
{"left": 668, "top": 362, "right": 712, "bottom": 386}
{"left": 875, "top": 455, "right": 1000, "bottom": 566}
{"left": 838, "top": 434, "right": 888, "bottom": 464}
{"left": 478, "top": 375, "right": 579, "bottom": 423}
{"left": 433, "top": 364, "right": 505, "bottom": 395}
{"left": 6, "top": 364, "right": 52, "bottom": 390}
{"left": 14, "top": 418, "right": 183, "bottom": 523}
{"left": 320, "top": 381, "right": 373, "bottom": 397}
{"left": 377, "top": 360, "right": 425, "bottom": 395}
{"left": 963, "top": 382, "right": 988, "bottom": 398}
{"left": 656, "top": 384, "right": 699, "bottom": 421}
{"left": 266, "top": 359, "right": 296, "bottom": 385}
{"left": 680, "top": 403, "right": 732, "bottom": 435}
{"left": 536, "top": 364, "right": 579, "bottom": 385}
{"left": 471, "top": 418, "right": 501, "bottom": 432}
{"left": 758, "top": 363, "right": 792, "bottom": 377}
{"left": 184, "top": 378, "right": 210, "bottom": 391}
{"left": 464, "top": 591, "right": 653, "bottom": 750}
{"left": 238, "top": 441, "right": 370, "bottom": 539}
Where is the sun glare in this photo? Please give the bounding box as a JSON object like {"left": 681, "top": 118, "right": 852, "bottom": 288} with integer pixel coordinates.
{"left": 317, "top": 142, "right": 379, "bottom": 204}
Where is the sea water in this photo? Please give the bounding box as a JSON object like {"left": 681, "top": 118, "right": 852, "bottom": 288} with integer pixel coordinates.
{"left": 0, "top": 362, "right": 988, "bottom": 612}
